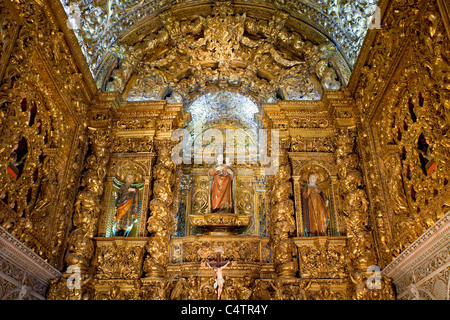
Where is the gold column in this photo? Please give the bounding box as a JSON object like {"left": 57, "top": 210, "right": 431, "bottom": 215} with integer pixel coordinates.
{"left": 139, "top": 175, "right": 153, "bottom": 237}
{"left": 292, "top": 176, "right": 304, "bottom": 237}
{"left": 270, "top": 146, "right": 297, "bottom": 279}
{"left": 143, "top": 140, "right": 176, "bottom": 278}
{"left": 334, "top": 127, "right": 395, "bottom": 299}
{"left": 48, "top": 128, "right": 112, "bottom": 299}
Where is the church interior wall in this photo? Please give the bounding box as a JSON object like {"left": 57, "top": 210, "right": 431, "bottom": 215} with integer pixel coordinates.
{"left": 0, "top": 0, "right": 448, "bottom": 300}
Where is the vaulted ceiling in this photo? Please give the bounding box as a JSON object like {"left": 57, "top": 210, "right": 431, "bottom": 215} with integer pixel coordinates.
{"left": 61, "top": 0, "right": 379, "bottom": 104}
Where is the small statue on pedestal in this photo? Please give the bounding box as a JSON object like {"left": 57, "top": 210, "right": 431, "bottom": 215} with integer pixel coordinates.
{"left": 113, "top": 174, "right": 139, "bottom": 237}
{"left": 302, "top": 173, "right": 330, "bottom": 236}
{"left": 209, "top": 155, "right": 234, "bottom": 213}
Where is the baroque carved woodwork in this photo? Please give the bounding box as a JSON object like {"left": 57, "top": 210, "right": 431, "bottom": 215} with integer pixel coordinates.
{"left": 0, "top": 0, "right": 91, "bottom": 271}
{"left": 268, "top": 146, "right": 297, "bottom": 278}
{"left": 352, "top": 0, "right": 450, "bottom": 274}
{"left": 104, "top": 2, "right": 346, "bottom": 104}
{"left": 93, "top": 238, "right": 148, "bottom": 280}
{"left": 0, "top": 0, "right": 448, "bottom": 301}
{"left": 59, "top": 0, "right": 382, "bottom": 99}
{"left": 144, "top": 140, "right": 176, "bottom": 278}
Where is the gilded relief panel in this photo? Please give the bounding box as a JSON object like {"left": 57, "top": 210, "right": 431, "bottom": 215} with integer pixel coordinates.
{"left": 191, "top": 169, "right": 210, "bottom": 215}
{"left": 364, "top": 0, "right": 450, "bottom": 261}
{"left": 235, "top": 172, "right": 255, "bottom": 235}
{"left": 169, "top": 236, "right": 268, "bottom": 265}
{"left": 294, "top": 237, "right": 347, "bottom": 279}
{"left": 93, "top": 238, "right": 148, "bottom": 280}
{"left": 0, "top": 0, "right": 88, "bottom": 268}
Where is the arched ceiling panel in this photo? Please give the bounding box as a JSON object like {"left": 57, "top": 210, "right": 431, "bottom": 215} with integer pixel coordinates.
{"left": 61, "top": 0, "right": 379, "bottom": 102}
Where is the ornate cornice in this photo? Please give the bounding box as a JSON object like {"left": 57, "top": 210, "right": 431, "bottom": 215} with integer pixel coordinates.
{"left": 382, "top": 211, "right": 450, "bottom": 283}
{"left": 0, "top": 226, "right": 61, "bottom": 286}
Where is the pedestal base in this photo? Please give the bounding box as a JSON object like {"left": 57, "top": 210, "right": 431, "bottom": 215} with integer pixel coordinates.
{"left": 189, "top": 213, "right": 252, "bottom": 235}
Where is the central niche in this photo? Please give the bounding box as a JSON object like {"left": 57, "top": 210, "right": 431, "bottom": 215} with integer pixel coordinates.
{"left": 175, "top": 91, "right": 269, "bottom": 237}
{"left": 188, "top": 91, "right": 259, "bottom": 135}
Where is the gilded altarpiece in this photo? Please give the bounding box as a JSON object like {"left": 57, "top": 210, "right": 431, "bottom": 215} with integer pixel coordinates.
{"left": 177, "top": 167, "right": 268, "bottom": 237}
{"left": 261, "top": 98, "right": 355, "bottom": 298}
{"left": 86, "top": 100, "right": 186, "bottom": 297}
{"left": 6, "top": 0, "right": 449, "bottom": 301}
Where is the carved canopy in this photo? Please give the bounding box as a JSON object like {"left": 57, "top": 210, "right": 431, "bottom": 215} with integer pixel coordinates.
{"left": 60, "top": 0, "right": 379, "bottom": 103}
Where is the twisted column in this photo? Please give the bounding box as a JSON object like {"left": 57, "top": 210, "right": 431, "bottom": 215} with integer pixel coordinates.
{"left": 144, "top": 141, "right": 175, "bottom": 278}
{"left": 47, "top": 128, "right": 111, "bottom": 299}
{"left": 335, "top": 128, "right": 394, "bottom": 299}
{"left": 269, "top": 146, "right": 297, "bottom": 278}
{"left": 335, "top": 128, "right": 376, "bottom": 270}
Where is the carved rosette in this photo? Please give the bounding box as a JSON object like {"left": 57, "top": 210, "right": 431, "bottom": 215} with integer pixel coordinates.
{"left": 144, "top": 141, "right": 176, "bottom": 278}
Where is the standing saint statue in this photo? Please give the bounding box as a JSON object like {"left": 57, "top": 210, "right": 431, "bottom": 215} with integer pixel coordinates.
{"left": 113, "top": 174, "right": 139, "bottom": 237}
{"left": 209, "top": 155, "right": 234, "bottom": 213}
{"left": 302, "top": 173, "right": 330, "bottom": 236}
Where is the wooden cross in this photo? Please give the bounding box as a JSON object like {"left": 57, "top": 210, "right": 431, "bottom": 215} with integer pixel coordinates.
{"left": 208, "top": 251, "right": 228, "bottom": 268}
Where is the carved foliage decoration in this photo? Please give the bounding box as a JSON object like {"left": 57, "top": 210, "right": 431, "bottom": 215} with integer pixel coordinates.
{"left": 171, "top": 238, "right": 261, "bottom": 264}
{"left": 291, "top": 136, "right": 334, "bottom": 153}
{"left": 60, "top": 0, "right": 376, "bottom": 82}
{"left": 235, "top": 177, "right": 254, "bottom": 234}
{"left": 335, "top": 128, "right": 376, "bottom": 271}
{"left": 144, "top": 141, "right": 176, "bottom": 277}
{"left": 268, "top": 147, "right": 297, "bottom": 277}
{"left": 0, "top": 2, "right": 18, "bottom": 76}
{"left": 0, "top": 86, "right": 66, "bottom": 253}
{"left": 104, "top": 2, "right": 344, "bottom": 103}
{"left": 192, "top": 176, "right": 210, "bottom": 215}
{"left": 297, "top": 241, "right": 347, "bottom": 280}
{"left": 94, "top": 240, "right": 147, "bottom": 280}
{"left": 65, "top": 128, "right": 111, "bottom": 271}
{"left": 354, "top": 0, "right": 449, "bottom": 264}
{"left": 0, "top": 0, "right": 89, "bottom": 267}
{"left": 111, "top": 136, "right": 154, "bottom": 153}
{"left": 371, "top": 2, "right": 450, "bottom": 255}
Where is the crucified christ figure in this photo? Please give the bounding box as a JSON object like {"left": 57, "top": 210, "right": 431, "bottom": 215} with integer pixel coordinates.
{"left": 207, "top": 260, "right": 230, "bottom": 300}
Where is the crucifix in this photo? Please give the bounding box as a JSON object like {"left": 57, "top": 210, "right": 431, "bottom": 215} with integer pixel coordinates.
{"left": 206, "top": 248, "right": 230, "bottom": 300}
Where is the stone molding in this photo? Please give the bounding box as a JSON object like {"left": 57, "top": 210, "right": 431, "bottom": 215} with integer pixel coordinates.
{"left": 382, "top": 211, "right": 450, "bottom": 300}
{"left": 0, "top": 226, "right": 61, "bottom": 300}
